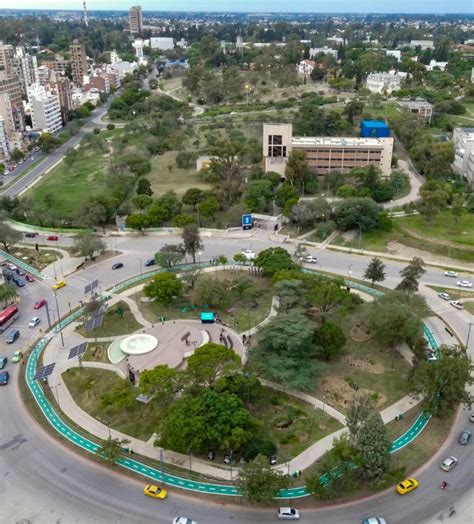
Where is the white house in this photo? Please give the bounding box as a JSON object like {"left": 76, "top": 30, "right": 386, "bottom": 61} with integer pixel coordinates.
{"left": 453, "top": 128, "right": 474, "bottom": 188}
{"left": 366, "top": 71, "right": 407, "bottom": 94}
{"left": 385, "top": 49, "right": 402, "bottom": 62}
{"left": 298, "top": 59, "right": 317, "bottom": 75}
{"left": 309, "top": 47, "right": 338, "bottom": 59}
{"left": 426, "top": 59, "right": 448, "bottom": 71}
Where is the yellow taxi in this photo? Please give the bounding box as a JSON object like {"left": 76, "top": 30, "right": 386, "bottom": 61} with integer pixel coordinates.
{"left": 144, "top": 484, "right": 168, "bottom": 500}
{"left": 396, "top": 478, "right": 419, "bottom": 495}
{"left": 53, "top": 280, "right": 66, "bottom": 290}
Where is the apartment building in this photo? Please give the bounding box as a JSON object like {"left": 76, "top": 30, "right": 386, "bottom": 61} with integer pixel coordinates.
{"left": 54, "top": 77, "right": 73, "bottom": 124}
{"left": 129, "top": 5, "right": 143, "bottom": 35}
{"left": 262, "top": 123, "right": 393, "bottom": 177}
{"left": 0, "top": 70, "right": 25, "bottom": 136}
{"left": 0, "top": 42, "right": 15, "bottom": 75}
{"left": 69, "top": 40, "right": 88, "bottom": 87}
{"left": 309, "top": 46, "right": 338, "bottom": 59}
{"left": 397, "top": 98, "right": 433, "bottom": 125}
{"left": 11, "top": 48, "right": 38, "bottom": 98}
{"left": 0, "top": 117, "right": 10, "bottom": 160}
{"left": 366, "top": 71, "right": 407, "bottom": 94}
{"left": 28, "top": 84, "right": 62, "bottom": 134}
{"left": 453, "top": 128, "right": 474, "bottom": 188}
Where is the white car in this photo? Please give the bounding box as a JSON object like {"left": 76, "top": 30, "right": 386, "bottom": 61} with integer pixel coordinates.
{"left": 441, "top": 456, "right": 458, "bottom": 472}
{"left": 438, "top": 292, "right": 451, "bottom": 301}
{"left": 173, "top": 518, "right": 197, "bottom": 524}
{"left": 363, "top": 519, "right": 387, "bottom": 524}
{"left": 450, "top": 300, "right": 464, "bottom": 310}
{"left": 426, "top": 350, "right": 438, "bottom": 361}
{"left": 277, "top": 507, "right": 300, "bottom": 520}
{"left": 304, "top": 255, "right": 318, "bottom": 264}
{"left": 444, "top": 271, "right": 458, "bottom": 278}
{"left": 457, "top": 280, "right": 472, "bottom": 288}
{"left": 28, "top": 317, "right": 40, "bottom": 328}
{"left": 241, "top": 249, "right": 255, "bottom": 261}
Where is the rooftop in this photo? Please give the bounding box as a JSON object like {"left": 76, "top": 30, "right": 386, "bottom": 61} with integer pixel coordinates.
{"left": 397, "top": 98, "right": 433, "bottom": 108}
{"left": 292, "top": 136, "right": 390, "bottom": 147}
{"left": 361, "top": 120, "right": 390, "bottom": 128}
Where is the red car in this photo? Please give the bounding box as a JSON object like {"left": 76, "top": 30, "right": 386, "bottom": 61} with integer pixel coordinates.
{"left": 47, "top": 235, "right": 58, "bottom": 241}
{"left": 34, "top": 299, "right": 46, "bottom": 309}
{"left": 25, "top": 274, "right": 35, "bottom": 282}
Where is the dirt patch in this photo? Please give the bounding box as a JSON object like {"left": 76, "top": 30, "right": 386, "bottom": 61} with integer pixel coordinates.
{"left": 349, "top": 323, "right": 372, "bottom": 342}
{"left": 319, "top": 376, "right": 387, "bottom": 410}
{"left": 343, "top": 355, "right": 385, "bottom": 374}
{"left": 386, "top": 241, "right": 461, "bottom": 265}
{"left": 74, "top": 250, "right": 119, "bottom": 272}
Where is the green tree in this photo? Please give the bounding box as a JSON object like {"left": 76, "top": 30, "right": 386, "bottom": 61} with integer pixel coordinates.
{"left": 333, "top": 197, "right": 383, "bottom": 232}
{"left": 290, "top": 198, "right": 331, "bottom": 230}
{"left": 307, "top": 280, "right": 352, "bottom": 322}
{"left": 0, "top": 221, "right": 22, "bottom": 252}
{"left": 343, "top": 98, "right": 364, "bottom": 124}
{"left": 363, "top": 257, "right": 386, "bottom": 287}
{"left": 132, "top": 194, "right": 152, "bottom": 210}
{"left": 154, "top": 244, "right": 184, "bottom": 269}
{"left": 418, "top": 183, "right": 449, "bottom": 223}
{"left": 38, "top": 132, "right": 61, "bottom": 152}
{"left": 243, "top": 180, "right": 274, "bottom": 212}
{"left": 275, "top": 183, "right": 299, "bottom": 209}
{"left": 140, "top": 365, "right": 179, "bottom": 407}
{"left": 194, "top": 274, "right": 229, "bottom": 308}
{"left": 136, "top": 177, "right": 153, "bottom": 196}
{"left": 197, "top": 196, "right": 220, "bottom": 223}
{"left": 410, "top": 345, "right": 473, "bottom": 418}
{"left": 396, "top": 257, "right": 426, "bottom": 293}
{"left": 72, "top": 232, "right": 106, "bottom": 260}
{"left": 182, "top": 223, "right": 203, "bottom": 264}
{"left": 346, "top": 394, "right": 373, "bottom": 443}
{"left": 236, "top": 454, "right": 289, "bottom": 504}
{"left": 126, "top": 213, "right": 149, "bottom": 232}
{"left": 274, "top": 279, "right": 306, "bottom": 312}
{"left": 285, "top": 149, "right": 311, "bottom": 193}
{"left": 254, "top": 247, "right": 294, "bottom": 277}
{"left": 357, "top": 412, "right": 391, "bottom": 480}
{"left": 143, "top": 272, "right": 183, "bottom": 304}
{"left": 0, "top": 282, "right": 17, "bottom": 306}
{"left": 314, "top": 320, "right": 346, "bottom": 360}
{"left": 99, "top": 437, "right": 130, "bottom": 464}
{"left": 182, "top": 187, "right": 204, "bottom": 210}
{"left": 186, "top": 343, "right": 241, "bottom": 389}
{"left": 173, "top": 214, "right": 195, "bottom": 228}
{"left": 451, "top": 193, "right": 465, "bottom": 225}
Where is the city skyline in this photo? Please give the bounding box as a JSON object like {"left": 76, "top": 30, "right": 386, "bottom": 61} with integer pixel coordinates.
{"left": 2, "top": 0, "right": 473, "bottom": 14}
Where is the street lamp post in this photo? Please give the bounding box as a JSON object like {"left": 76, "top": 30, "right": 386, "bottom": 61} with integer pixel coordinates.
{"left": 466, "top": 322, "right": 473, "bottom": 349}
{"left": 348, "top": 264, "right": 352, "bottom": 288}
{"left": 355, "top": 221, "right": 362, "bottom": 251}
{"left": 53, "top": 292, "right": 65, "bottom": 348}
{"left": 138, "top": 258, "right": 143, "bottom": 275}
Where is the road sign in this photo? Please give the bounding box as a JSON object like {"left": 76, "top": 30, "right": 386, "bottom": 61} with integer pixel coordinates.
{"left": 242, "top": 214, "right": 253, "bottom": 230}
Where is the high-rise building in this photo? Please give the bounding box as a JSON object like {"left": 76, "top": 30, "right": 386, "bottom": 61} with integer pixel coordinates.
{"left": 0, "top": 42, "right": 15, "bottom": 75}
{"left": 0, "top": 70, "right": 25, "bottom": 133}
{"left": 11, "top": 47, "right": 38, "bottom": 98}
{"left": 453, "top": 128, "right": 474, "bottom": 189}
{"left": 54, "top": 77, "right": 73, "bottom": 124}
{"left": 28, "top": 84, "right": 63, "bottom": 134}
{"left": 69, "top": 40, "right": 88, "bottom": 87}
{"left": 0, "top": 116, "right": 10, "bottom": 160}
{"left": 129, "top": 5, "right": 143, "bottom": 35}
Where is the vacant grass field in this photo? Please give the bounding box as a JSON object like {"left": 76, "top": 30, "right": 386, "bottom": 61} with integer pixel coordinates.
{"left": 76, "top": 301, "right": 143, "bottom": 338}
{"left": 462, "top": 301, "right": 474, "bottom": 315}
{"left": 361, "top": 102, "right": 398, "bottom": 119}
{"left": 140, "top": 270, "right": 274, "bottom": 332}
{"left": 63, "top": 367, "right": 342, "bottom": 455}
{"left": 427, "top": 286, "right": 474, "bottom": 299}
{"left": 12, "top": 246, "right": 62, "bottom": 270}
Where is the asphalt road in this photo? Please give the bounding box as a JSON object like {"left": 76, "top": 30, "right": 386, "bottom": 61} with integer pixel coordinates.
{"left": 1, "top": 233, "right": 473, "bottom": 523}
{"left": 0, "top": 103, "right": 110, "bottom": 199}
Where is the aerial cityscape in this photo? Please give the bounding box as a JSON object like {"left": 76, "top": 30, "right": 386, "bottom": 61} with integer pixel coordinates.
{"left": 0, "top": 4, "right": 473, "bottom": 524}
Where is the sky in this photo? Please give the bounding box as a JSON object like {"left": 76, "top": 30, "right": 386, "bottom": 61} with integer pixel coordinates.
{"left": 4, "top": 0, "right": 474, "bottom": 13}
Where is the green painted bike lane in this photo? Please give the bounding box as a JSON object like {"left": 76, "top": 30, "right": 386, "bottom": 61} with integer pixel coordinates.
{"left": 25, "top": 264, "right": 438, "bottom": 499}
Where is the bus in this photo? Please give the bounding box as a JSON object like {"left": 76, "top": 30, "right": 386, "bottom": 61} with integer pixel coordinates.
{"left": 0, "top": 305, "right": 19, "bottom": 333}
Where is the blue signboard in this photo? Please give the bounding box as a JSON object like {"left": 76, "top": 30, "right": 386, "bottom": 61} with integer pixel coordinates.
{"left": 242, "top": 214, "right": 253, "bottom": 230}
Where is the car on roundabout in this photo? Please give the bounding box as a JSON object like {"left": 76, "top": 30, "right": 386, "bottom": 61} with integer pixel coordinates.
{"left": 173, "top": 518, "right": 197, "bottom": 524}
{"left": 0, "top": 356, "right": 7, "bottom": 369}
{"left": 363, "top": 519, "right": 387, "bottom": 524}
{"left": 277, "top": 507, "right": 300, "bottom": 520}
{"left": 441, "top": 456, "right": 458, "bottom": 472}
{"left": 11, "top": 350, "right": 23, "bottom": 363}
{"left": 143, "top": 484, "right": 168, "bottom": 500}
{"left": 457, "top": 280, "right": 472, "bottom": 288}
{"left": 28, "top": 317, "right": 40, "bottom": 328}
{"left": 450, "top": 300, "right": 464, "bottom": 310}
{"left": 438, "top": 292, "right": 450, "bottom": 301}
{"left": 0, "top": 370, "right": 9, "bottom": 385}
{"left": 458, "top": 430, "right": 471, "bottom": 445}
{"left": 444, "top": 270, "right": 458, "bottom": 278}
{"left": 112, "top": 262, "right": 124, "bottom": 270}
{"left": 53, "top": 280, "right": 66, "bottom": 290}
{"left": 396, "top": 478, "right": 419, "bottom": 495}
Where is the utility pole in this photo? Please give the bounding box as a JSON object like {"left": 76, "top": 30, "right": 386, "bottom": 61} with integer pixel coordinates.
{"left": 466, "top": 322, "right": 473, "bottom": 349}
{"left": 53, "top": 292, "right": 65, "bottom": 348}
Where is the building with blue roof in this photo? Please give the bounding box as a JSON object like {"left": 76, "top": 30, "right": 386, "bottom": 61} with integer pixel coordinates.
{"left": 360, "top": 120, "right": 391, "bottom": 138}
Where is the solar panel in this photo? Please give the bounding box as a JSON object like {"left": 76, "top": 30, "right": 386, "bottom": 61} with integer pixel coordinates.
{"left": 84, "top": 283, "right": 92, "bottom": 294}
{"left": 91, "top": 279, "right": 99, "bottom": 291}
{"left": 68, "top": 342, "right": 88, "bottom": 359}
{"left": 84, "top": 313, "right": 104, "bottom": 332}
{"left": 34, "top": 363, "right": 56, "bottom": 381}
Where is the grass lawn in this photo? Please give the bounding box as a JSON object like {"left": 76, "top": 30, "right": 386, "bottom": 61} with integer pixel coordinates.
{"left": 63, "top": 368, "right": 157, "bottom": 441}
{"left": 427, "top": 285, "right": 474, "bottom": 299}
{"left": 27, "top": 147, "right": 109, "bottom": 219}
{"left": 140, "top": 270, "right": 274, "bottom": 332}
{"left": 76, "top": 301, "right": 143, "bottom": 338}
{"left": 12, "top": 246, "right": 62, "bottom": 270}
{"left": 148, "top": 151, "right": 210, "bottom": 196}
{"left": 362, "top": 102, "right": 398, "bottom": 119}
{"left": 81, "top": 342, "right": 109, "bottom": 363}
{"left": 312, "top": 309, "right": 412, "bottom": 414}
{"left": 462, "top": 301, "right": 474, "bottom": 315}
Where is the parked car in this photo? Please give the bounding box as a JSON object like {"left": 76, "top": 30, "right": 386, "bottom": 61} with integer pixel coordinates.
{"left": 450, "top": 300, "right": 464, "bottom": 310}
{"left": 438, "top": 292, "right": 451, "bottom": 301}
{"left": 0, "top": 371, "right": 9, "bottom": 385}
{"left": 25, "top": 274, "right": 35, "bottom": 282}
{"left": 34, "top": 298, "right": 46, "bottom": 309}
{"left": 0, "top": 357, "right": 7, "bottom": 369}
{"left": 362, "top": 519, "right": 387, "bottom": 524}
{"left": 470, "top": 413, "right": 474, "bottom": 423}
{"left": 444, "top": 270, "right": 458, "bottom": 277}
{"left": 457, "top": 280, "right": 472, "bottom": 288}
{"left": 173, "top": 518, "right": 197, "bottom": 524}
{"left": 144, "top": 257, "right": 156, "bottom": 267}
{"left": 16, "top": 268, "right": 25, "bottom": 276}
{"left": 242, "top": 249, "right": 255, "bottom": 261}
{"left": 12, "top": 276, "right": 25, "bottom": 287}
{"left": 304, "top": 255, "right": 318, "bottom": 264}
{"left": 24, "top": 232, "right": 37, "bottom": 238}
{"left": 112, "top": 262, "right": 124, "bottom": 270}
{"left": 396, "top": 478, "right": 419, "bottom": 495}
{"left": 47, "top": 235, "right": 58, "bottom": 241}
{"left": 28, "top": 317, "right": 40, "bottom": 328}
{"left": 277, "top": 507, "right": 300, "bottom": 520}
{"left": 5, "top": 329, "right": 20, "bottom": 344}
{"left": 11, "top": 350, "right": 23, "bottom": 363}
{"left": 441, "top": 456, "right": 458, "bottom": 472}
{"left": 458, "top": 430, "right": 472, "bottom": 445}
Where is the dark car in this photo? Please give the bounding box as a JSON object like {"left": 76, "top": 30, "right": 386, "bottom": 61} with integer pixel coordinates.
{"left": 112, "top": 262, "right": 124, "bottom": 270}
{"left": 0, "top": 357, "right": 7, "bottom": 369}
{"left": 0, "top": 371, "right": 9, "bottom": 385}
{"left": 5, "top": 329, "right": 20, "bottom": 344}
{"left": 24, "top": 232, "right": 37, "bottom": 238}
{"left": 144, "top": 257, "right": 156, "bottom": 267}
{"left": 16, "top": 268, "right": 25, "bottom": 276}
{"left": 13, "top": 276, "right": 25, "bottom": 287}
{"left": 459, "top": 430, "right": 472, "bottom": 445}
